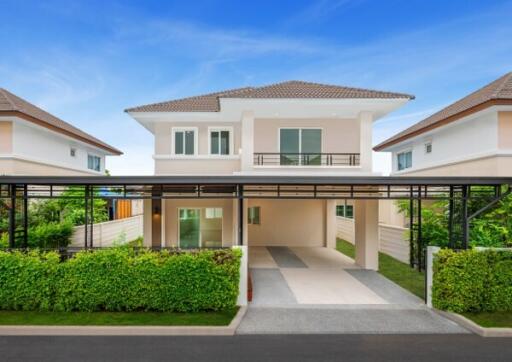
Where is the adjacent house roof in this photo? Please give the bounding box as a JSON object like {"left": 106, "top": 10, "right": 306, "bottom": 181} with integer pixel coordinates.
{"left": 374, "top": 72, "right": 512, "bottom": 151}
{"left": 0, "top": 88, "right": 122, "bottom": 155}
{"left": 125, "top": 80, "right": 414, "bottom": 113}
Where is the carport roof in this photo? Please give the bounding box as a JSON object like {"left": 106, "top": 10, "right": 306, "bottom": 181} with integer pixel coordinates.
{"left": 1, "top": 175, "right": 511, "bottom": 186}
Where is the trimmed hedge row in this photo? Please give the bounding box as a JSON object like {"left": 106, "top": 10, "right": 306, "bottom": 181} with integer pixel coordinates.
{"left": 0, "top": 248, "right": 241, "bottom": 312}
{"left": 432, "top": 249, "right": 512, "bottom": 313}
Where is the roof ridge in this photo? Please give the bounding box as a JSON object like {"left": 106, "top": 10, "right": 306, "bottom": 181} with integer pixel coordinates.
{"left": 125, "top": 86, "right": 255, "bottom": 112}
{"left": 247, "top": 80, "right": 415, "bottom": 99}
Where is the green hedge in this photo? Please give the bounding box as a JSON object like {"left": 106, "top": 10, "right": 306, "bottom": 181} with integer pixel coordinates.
{"left": 432, "top": 249, "right": 512, "bottom": 313}
{"left": 0, "top": 248, "right": 241, "bottom": 312}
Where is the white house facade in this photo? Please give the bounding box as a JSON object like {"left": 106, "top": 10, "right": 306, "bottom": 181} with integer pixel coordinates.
{"left": 375, "top": 72, "right": 512, "bottom": 177}
{"left": 0, "top": 88, "right": 121, "bottom": 176}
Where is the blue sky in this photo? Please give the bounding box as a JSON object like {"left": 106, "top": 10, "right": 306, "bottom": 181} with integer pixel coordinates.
{"left": 1, "top": 0, "right": 512, "bottom": 174}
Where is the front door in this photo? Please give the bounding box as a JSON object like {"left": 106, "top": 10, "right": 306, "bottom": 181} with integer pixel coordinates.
{"left": 178, "top": 208, "right": 200, "bottom": 248}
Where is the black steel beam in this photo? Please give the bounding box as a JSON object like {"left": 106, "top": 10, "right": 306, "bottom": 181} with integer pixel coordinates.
{"left": 238, "top": 185, "right": 244, "bottom": 245}
{"left": 448, "top": 186, "right": 454, "bottom": 248}
{"left": 417, "top": 193, "right": 422, "bottom": 272}
{"left": 84, "top": 185, "right": 89, "bottom": 249}
{"left": 8, "top": 184, "right": 15, "bottom": 248}
{"left": 462, "top": 185, "right": 469, "bottom": 249}
{"left": 0, "top": 175, "right": 512, "bottom": 186}
{"left": 23, "top": 184, "right": 28, "bottom": 248}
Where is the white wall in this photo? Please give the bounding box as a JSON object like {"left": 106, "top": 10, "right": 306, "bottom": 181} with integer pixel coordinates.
{"left": 70, "top": 215, "right": 143, "bottom": 247}
{"left": 11, "top": 118, "right": 108, "bottom": 174}
{"left": 336, "top": 217, "right": 409, "bottom": 264}
{"left": 389, "top": 110, "right": 498, "bottom": 174}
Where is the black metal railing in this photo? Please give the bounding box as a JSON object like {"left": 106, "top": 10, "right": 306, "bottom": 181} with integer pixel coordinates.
{"left": 253, "top": 153, "right": 360, "bottom": 166}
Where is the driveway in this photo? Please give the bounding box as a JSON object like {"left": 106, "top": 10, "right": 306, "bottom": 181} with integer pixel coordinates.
{"left": 237, "top": 247, "right": 467, "bottom": 334}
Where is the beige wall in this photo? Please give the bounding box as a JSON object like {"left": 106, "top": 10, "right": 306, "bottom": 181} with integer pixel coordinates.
{"left": 247, "top": 199, "right": 326, "bottom": 247}
{"left": 400, "top": 155, "right": 512, "bottom": 177}
{"left": 155, "top": 158, "right": 240, "bottom": 175}
{"left": 498, "top": 111, "right": 512, "bottom": 149}
{"left": 154, "top": 122, "right": 241, "bottom": 155}
{"left": 379, "top": 200, "right": 407, "bottom": 227}
{"left": 0, "top": 158, "right": 95, "bottom": 176}
{"left": 163, "top": 199, "right": 234, "bottom": 247}
{"left": 0, "top": 121, "right": 13, "bottom": 154}
{"left": 253, "top": 118, "right": 360, "bottom": 154}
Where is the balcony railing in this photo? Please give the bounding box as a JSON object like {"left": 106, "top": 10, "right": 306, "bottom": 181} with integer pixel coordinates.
{"left": 253, "top": 153, "right": 360, "bottom": 166}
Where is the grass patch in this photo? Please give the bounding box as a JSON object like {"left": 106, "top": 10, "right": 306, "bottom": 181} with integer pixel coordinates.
{"left": 462, "top": 311, "right": 512, "bottom": 328}
{"left": 0, "top": 308, "right": 238, "bottom": 326}
{"left": 336, "top": 238, "right": 425, "bottom": 299}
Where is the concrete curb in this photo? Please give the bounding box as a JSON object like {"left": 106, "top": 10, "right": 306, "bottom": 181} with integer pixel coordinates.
{"left": 436, "top": 309, "right": 512, "bottom": 337}
{"left": 0, "top": 307, "right": 247, "bottom": 336}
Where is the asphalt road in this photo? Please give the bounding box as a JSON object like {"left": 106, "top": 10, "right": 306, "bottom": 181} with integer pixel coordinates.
{"left": 0, "top": 334, "right": 511, "bottom": 361}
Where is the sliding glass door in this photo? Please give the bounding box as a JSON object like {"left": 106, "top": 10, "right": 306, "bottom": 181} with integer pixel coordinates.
{"left": 178, "top": 208, "right": 223, "bottom": 248}
{"left": 178, "top": 208, "right": 200, "bottom": 248}
{"left": 280, "top": 128, "right": 322, "bottom": 165}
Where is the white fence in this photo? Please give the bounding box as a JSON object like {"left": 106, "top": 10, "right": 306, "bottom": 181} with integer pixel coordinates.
{"left": 70, "top": 215, "right": 143, "bottom": 247}
{"left": 336, "top": 217, "right": 409, "bottom": 264}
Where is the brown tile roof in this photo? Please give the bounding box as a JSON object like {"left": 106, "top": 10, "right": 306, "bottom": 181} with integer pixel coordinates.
{"left": 0, "top": 88, "right": 122, "bottom": 155}
{"left": 374, "top": 72, "right": 512, "bottom": 151}
{"left": 125, "top": 80, "right": 414, "bottom": 113}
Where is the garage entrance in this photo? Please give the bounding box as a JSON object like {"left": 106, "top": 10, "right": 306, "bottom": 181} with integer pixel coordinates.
{"left": 249, "top": 246, "right": 385, "bottom": 305}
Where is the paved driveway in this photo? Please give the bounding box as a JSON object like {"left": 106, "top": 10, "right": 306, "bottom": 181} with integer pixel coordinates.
{"left": 237, "top": 247, "right": 467, "bottom": 334}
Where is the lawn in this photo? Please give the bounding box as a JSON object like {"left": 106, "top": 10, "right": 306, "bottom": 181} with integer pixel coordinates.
{"left": 336, "top": 238, "right": 425, "bottom": 299}
{"left": 0, "top": 309, "right": 238, "bottom": 326}
{"left": 462, "top": 311, "right": 512, "bottom": 328}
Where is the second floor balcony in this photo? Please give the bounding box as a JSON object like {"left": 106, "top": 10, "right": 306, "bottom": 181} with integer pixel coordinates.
{"left": 253, "top": 152, "right": 360, "bottom": 167}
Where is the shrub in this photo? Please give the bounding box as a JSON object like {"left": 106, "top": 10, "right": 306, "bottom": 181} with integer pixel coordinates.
{"left": 0, "top": 250, "right": 60, "bottom": 311}
{"left": 28, "top": 221, "right": 73, "bottom": 248}
{"left": 432, "top": 249, "right": 512, "bottom": 313}
{"left": 0, "top": 248, "right": 241, "bottom": 312}
{"left": 0, "top": 233, "right": 8, "bottom": 249}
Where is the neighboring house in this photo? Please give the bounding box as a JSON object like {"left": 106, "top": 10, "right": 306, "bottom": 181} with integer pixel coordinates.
{"left": 374, "top": 72, "right": 512, "bottom": 176}
{"left": 0, "top": 88, "right": 122, "bottom": 175}
{"left": 374, "top": 72, "right": 512, "bottom": 250}
{"left": 126, "top": 80, "right": 413, "bottom": 269}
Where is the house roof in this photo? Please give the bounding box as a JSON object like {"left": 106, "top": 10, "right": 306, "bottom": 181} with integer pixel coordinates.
{"left": 0, "top": 88, "right": 122, "bottom": 155}
{"left": 374, "top": 72, "right": 512, "bottom": 151}
{"left": 125, "top": 80, "right": 414, "bottom": 113}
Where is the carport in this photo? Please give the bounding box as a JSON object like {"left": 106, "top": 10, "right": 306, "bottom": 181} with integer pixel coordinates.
{"left": 1, "top": 175, "right": 511, "bottom": 307}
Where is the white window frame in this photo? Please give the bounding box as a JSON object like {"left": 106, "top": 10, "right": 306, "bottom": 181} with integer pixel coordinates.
{"left": 171, "top": 127, "right": 198, "bottom": 156}
{"left": 396, "top": 149, "right": 412, "bottom": 171}
{"left": 208, "top": 126, "right": 234, "bottom": 156}
{"left": 87, "top": 154, "right": 101, "bottom": 172}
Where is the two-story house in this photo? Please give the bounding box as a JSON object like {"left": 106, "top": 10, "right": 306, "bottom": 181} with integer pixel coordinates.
{"left": 0, "top": 88, "right": 122, "bottom": 175}
{"left": 375, "top": 71, "right": 512, "bottom": 233}
{"left": 126, "top": 81, "right": 413, "bottom": 269}
{"left": 375, "top": 72, "right": 512, "bottom": 176}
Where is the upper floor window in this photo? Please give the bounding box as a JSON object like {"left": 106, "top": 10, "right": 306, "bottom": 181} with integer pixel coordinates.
{"left": 425, "top": 142, "right": 432, "bottom": 154}
{"left": 87, "top": 154, "right": 101, "bottom": 172}
{"left": 280, "top": 128, "right": 322, "bottom": 165}
{"left": 397, "top": 151, "right": 412, "bottom": 171}
{"left": 173, "top": 128, "right": 197, "bottom": 155}
{"left": 209, "top": 127, "right": 232, "bottom": 155}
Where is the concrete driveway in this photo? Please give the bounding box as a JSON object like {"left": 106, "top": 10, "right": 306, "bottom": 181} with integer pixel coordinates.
{"left": 237, "top": 247, "right": 467, "bottom": 334}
